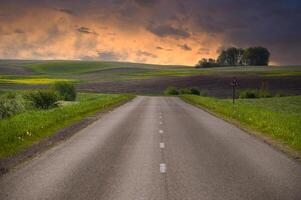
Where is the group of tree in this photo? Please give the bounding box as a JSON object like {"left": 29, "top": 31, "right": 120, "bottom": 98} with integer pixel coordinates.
{"left": 196, "top": 46, "right": 270, "bottom": 68}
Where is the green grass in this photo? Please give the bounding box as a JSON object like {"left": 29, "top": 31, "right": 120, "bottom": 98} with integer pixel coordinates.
{"left": 25, "top": 61, "right": 115, "bottom": 74}
{"left": 23, "top": 60, "right": 184, "bottom": 75}
{"left": 181, "top": 95, "right": 301, "bottom": 152}
{"left": 0, "top": 93, "right": 134, "bottom": 158}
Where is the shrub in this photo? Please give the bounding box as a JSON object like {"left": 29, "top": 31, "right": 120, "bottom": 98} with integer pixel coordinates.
{"left": 25, "top": 90, "right": 59, "bottom": 109}
{"left": 195, "top": 58, "right": 220, "bottom": 68}
{"left": 179, "top": 88, "right": 191, "bottom": 94}
{"left": 239, "top": 89, "right": 273, "bottom": 99}
{"left": 164, "top": 87, "right": 179, "bottom": 95}
{"left": 179, "top": 88, "right": 200, "bottom": 95}
{"left": 54, "top": 82, "right": 77, "bottom": 101}
{"left": 0, "top": 93, "right": 26, "bottom": 119}
{"left": 239, "top": 89, "right": 259, "bottom": 99}
{"left": 190, "top": 88, "right": 200, "bottom": 95}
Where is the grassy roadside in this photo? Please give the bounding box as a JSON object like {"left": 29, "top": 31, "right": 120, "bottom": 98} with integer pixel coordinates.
{"left": 181, "top": 95, "right": 301, "bottom": 153}
{"left": 0, "top": 93, "right": 134, "bottom": 158}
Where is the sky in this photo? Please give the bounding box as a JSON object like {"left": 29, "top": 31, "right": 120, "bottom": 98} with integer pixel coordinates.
{"left": 0, "top": 0, "right": 300, "bottom": 65}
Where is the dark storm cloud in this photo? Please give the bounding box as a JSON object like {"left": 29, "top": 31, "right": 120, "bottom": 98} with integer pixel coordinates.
{"left": 187, "top": 0, "right": 301, "bottom": 64}
{"left": 147, "top": 24, "right": 191, "bottom": 39}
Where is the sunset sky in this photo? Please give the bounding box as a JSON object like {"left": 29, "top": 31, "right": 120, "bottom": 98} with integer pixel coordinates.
{"left": 0, "top": 0, "right": 300, "bottom": 65}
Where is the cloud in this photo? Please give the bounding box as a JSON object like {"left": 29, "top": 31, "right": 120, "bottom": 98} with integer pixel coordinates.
{"left": 133, "top": 0, "right": 158, "bottom": 7}
{"left": 14, "top": 29, "right": 25, "bottom": 34}
{"left": 156, "top": 46, "right": 172, "bottom": 51}
{"left": 75, "top": 26, "right": 97, "bottom": 35}
{"left": 0, "top": 0, "right": 300, "bottom": 65}
{"left": 198, "top": 47, "right": 210, "bottom": 55}
{"left": 96, "top": 51, "right": 125, "bottom": 61}
{"left": 187, "top": 0, "right": 301, "bottom": 64}
{"left": 178, "top": 44, "right": 192, "bottom": 51}
{"left": 147, "top": 24, "right": 190, "bottom": 38}
{"left": 136, "top": 50, "right": 158, "bottom": 58}
{"left": 56, "top": 8, "right": 76, "bottom": 16}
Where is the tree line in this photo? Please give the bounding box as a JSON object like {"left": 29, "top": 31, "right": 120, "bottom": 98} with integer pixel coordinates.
{"left": 196, "top": 47, "right": 270, "bottom": 68}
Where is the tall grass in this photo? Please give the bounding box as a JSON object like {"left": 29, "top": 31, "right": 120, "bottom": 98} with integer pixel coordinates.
{"left": 0, "top": 93, "right": 133, "bottom": 158}
{"left": 181, "top": 95, "right": 301, "bottom": 152}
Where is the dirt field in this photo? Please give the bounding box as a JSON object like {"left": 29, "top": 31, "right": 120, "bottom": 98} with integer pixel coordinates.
{"left": 0, "top": 65, "right": 33, "bottom": 75}
{"left": 77, "top": 75, "right": 301, "bottom": 98}
{"left": 1, "top": 73, "right": 300, "bottom": 98}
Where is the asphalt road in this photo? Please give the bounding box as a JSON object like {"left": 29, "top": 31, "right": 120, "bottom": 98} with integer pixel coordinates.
{"left": 1, "top": 96, "right": 301, "bottom": 200}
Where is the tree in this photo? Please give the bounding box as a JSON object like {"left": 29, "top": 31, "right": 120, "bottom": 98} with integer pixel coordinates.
{"left": 217, "top": 47, "right": 244, "bottom": 66}
{"left": 237, "top": 48, "right": 244, "bottom": 65}
{"left": 243, "top": 47, "right": 270, "bottom": 66}
{"left": 195, "top": 58, "right": 219, "bottom": 68}
{"left": 226, "top": 47, "right": 238, "bottom": 65}
{"left": 217, "top": 50, "right": 227, "bottom": 65}
{"left": 197, "top": 46, "right": 270, "bottom": 67}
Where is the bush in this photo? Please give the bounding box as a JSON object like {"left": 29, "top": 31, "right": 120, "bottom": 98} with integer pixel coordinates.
{"left": 25, "top": 90, "right": 59, "bottom": 109}
{"left": 190, "top": 88, "right": 200, "bottom": 95}
{"left": 179, "top": 88, "right": 191, "bottom": 94}
{"left": 239, "top": 89, "right": 259, "bottom": 99}
{"left": 195, "top": 58, "right": 220, "bottom": 68}
{"left": 54, "top": 82, "right": 77, "bottom": 101}
{"left": 0, "top": 93, "right": 26, "bottom": 119}
{"left": 239, "top": 89, "right": 273, "bottom": 99}
{"left": 179, "top": 88, "right": 200, "bottom": 95}
{"left": 164, "top": 87, "right": 179, "bottom": 95}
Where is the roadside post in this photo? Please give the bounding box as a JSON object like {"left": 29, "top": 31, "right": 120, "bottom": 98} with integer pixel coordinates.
{"left": 231, "top": 77, "right": 238, "bottom": 104}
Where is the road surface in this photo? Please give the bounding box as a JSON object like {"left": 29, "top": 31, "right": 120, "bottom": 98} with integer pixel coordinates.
{"left": 1, "top": 96, "right": 301, "bottom": 200}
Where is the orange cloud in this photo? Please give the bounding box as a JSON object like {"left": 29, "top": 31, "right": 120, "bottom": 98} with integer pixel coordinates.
{"left": 0, "top": 3, "right": 227, "bottom": 65}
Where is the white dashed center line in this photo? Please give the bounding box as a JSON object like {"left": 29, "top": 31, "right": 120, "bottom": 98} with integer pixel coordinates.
{"left": 159, "top": 121, "right": 163, "bottom": 125}
{"left": 159, "top": 130, "right": 164, "bottom": 134}
{"left": 160, "top": 163, "right": 167, "bottom": 173}
{"left": 160, "top": 142, "right": 165, "bottom": 149}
